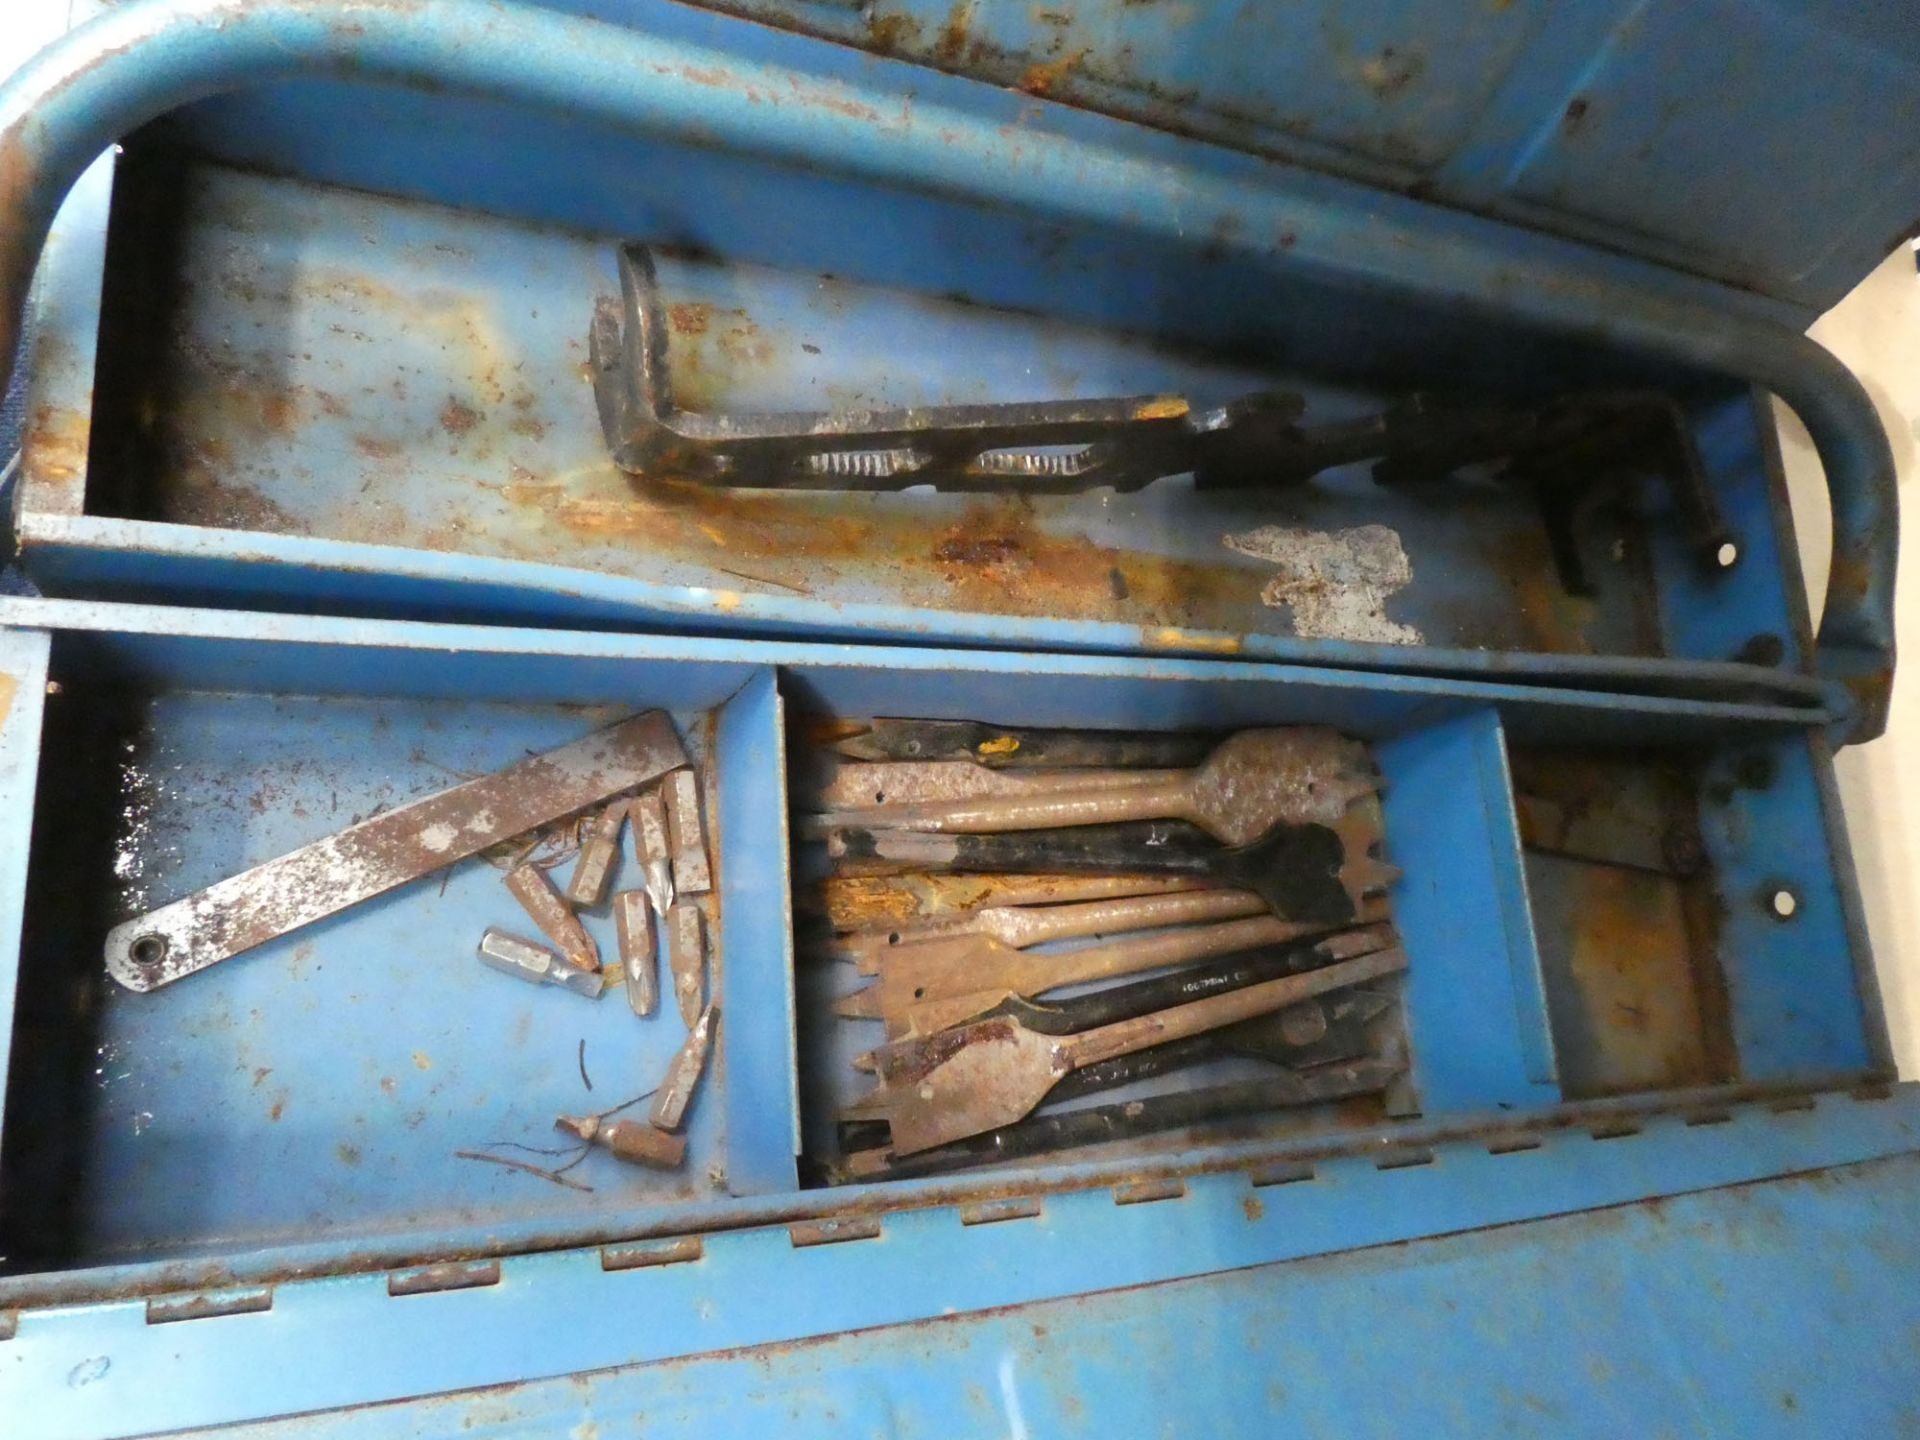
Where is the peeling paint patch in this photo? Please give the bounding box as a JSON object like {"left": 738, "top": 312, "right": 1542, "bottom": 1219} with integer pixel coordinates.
{"left": 1223, "top": 524, "right": 1421, "bottom": 645}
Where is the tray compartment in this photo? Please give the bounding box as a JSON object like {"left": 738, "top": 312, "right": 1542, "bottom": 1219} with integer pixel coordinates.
{"left": 787, "top": 698, "right": 1559, "bottom": 1184}
{"left": 0, "top": 644, "right": 791, "bottom": 1273}
{"left": 0, "top": 602, "right": 1884, "bottom": 1292}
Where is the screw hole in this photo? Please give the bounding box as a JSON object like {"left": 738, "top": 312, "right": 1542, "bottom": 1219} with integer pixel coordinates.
{"left": 904, "top": 740, "right": 921, "bottom": 756}
{"left": 874, "top": 791, "right": 886, "bottom": 804}
{"left": 129, "top": 934, "right": 168, "bottom": 967}
{"left": 887, "top": 932, "right": 901, "bottom": 945}
{"left": 1716, "top": 541, "right": 1740, "bottom": 569}
{"left": 1768, "top": 888, "right": 1799, "bottom": 921}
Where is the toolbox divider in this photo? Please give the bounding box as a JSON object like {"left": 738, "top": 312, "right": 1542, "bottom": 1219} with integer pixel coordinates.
{"left": 1698, "top": 738, "right": 1881, "bottom": 1081}
{"left": 1377, "top": 708, "right": 1560, "bottom": 1113}
{"left": 714, "top": 668, "right": 800, "bottom": 1194}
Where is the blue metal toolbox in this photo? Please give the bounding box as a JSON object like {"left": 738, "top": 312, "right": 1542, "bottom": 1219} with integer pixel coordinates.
{"left": 0, "top": 1, "right": 1917, "bottom": 1435}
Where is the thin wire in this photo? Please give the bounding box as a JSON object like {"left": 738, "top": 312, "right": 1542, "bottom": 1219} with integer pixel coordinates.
{"left": 480, "top": 1139, "right": 581, "bottom": 1158}
{"left": 455, "top": 1149, "right": 594, "bottom": 1192}
{"left": 591, "top": 1085, "right": 658, "bottom": 1121}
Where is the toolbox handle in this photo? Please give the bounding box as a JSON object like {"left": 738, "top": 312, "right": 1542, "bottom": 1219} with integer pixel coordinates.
{"left": 0, "top": 0, "right": 1894, "bottom": 740}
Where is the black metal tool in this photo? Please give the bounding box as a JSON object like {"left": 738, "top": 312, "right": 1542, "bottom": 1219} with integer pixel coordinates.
{"left": 591, "top": 245, "right": 1306, "bottom": 492}
{"left": 828, "top": 819, "right": 1370, "bottom": 927}
{"left": 835, "top": 1057, "right": 1402, "bottom": 1182}
{"left": 1191, "top": 388, "right": 1734, "bottom": 593}
{"left": 826, "top": 719, "right": 1217, "bottom": 770}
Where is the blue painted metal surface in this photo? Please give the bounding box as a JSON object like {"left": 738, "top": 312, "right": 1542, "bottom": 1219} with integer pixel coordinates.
{"left": 0, "top": 693, "right": 757, "bottom": 1263}
{"left": 713, "top": 668, "right": 799, "bottom": 1195}
{"left": 0, "top": 1, "right": 1910, "bottom": 1427}
{"left": 0, "top": 0, "right": 1898, "bottom": 738}
{"left": 167, "top": 1137, "right": 1920, "bottom": 1440}
{"left": 2, "top": 171, "right": 1829, "bottom": 718}
{"left": 1378, "top": 708, "right": 1558, "bottom": 1110}
{"left": 1701, "top": 736, "right": 1876, "bottom": 1081}
{"left": 601, "top": 0, "right": 1920, "bottom": 319}
{"left": 0, "top": 597, "right": 1887, "bottom": 1312}
{"left": 3, "top": 1085, "right": 1917, "bottom": 1438}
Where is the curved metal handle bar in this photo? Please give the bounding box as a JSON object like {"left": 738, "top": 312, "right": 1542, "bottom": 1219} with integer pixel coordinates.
{"left": 0, "top": 0, "right": 1894, "bottom": 739}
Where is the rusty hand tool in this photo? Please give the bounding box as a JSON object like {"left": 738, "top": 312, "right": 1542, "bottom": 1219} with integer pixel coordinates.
{"left": 105, "top": 713, "right": 689, "bottom": 991}
{"left": 828, "top": 718, "right": 1217, "bottom": 770}
{"left": 663, "top": 769, "right": 712, "bottom": 895}
{"left": 650, "top": 1004, "right": 719, "bottom": 1132}
{"left": 841, "top": 1057, "right": 1404, "bottom": 1182}
{"left": 945, "top": 932, "right": 1394, "bottom": 1042}
{"left": 841, "top": 992, "right": 1387, "bottom": 1143}
{"left": 476, "top": 928, "right": 604, "bottom": 999}
{"left": 830, "top": 818, "right": 1396, "bottom": 928}
{"left": 812, "top": 872, "right": 1214, "bottom": 934}
{"left": 854, "top": 946, "right": 1407, "bottom": 1155}
{"left": 614, "top": 890, "right": 657, "bottom": 1017}
{"left": 566, "top": 800, "right": 626, "bottom": 907}
{"left": 628, "top": 788, "right": 676, "bottom": 917}
{"left": 556, "top": 1113, "right": 686, "bottom": 1170}
{"left": 667, "top": 901, "right": 707, "bottom": 1026}
{"left": 799, "top": 757, "right": 1186, "bottom": 812}
{"left": 817, "top": 728, "right": 1375, "bottom": 845}
{"left": 1041, "top": 993, "right": 1387, "bottom": 1104}
{"left": 841, "top": 925, "right": 1396, "bottom": 1095}
{"left": 837, "top": 887, "right": 1267, "bottom": 971}
{"left": 592, "top": 245, "right": 1307, "bottom": 493}
{"left": 843, "top": 976, "right": 1389, "bottom": 1125}
{"left": 835, "top": 911, "right": 1376, "bottom": 1037}
{"left": 505, "top": 862, "right": 600, "bottom": 972}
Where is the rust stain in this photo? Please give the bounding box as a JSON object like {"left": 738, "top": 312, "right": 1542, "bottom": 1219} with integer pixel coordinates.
{"left": 508, "top": 414, "right": 548, "bottom": 440}
{"left": 934, "top": 0, "right": 976, "bottom": 64}
{"left": 1131, "top": 396, "right": 1189, "bottom": 421}
{"left": 499, "top": 474, "right": 1259, "bottom": 630}
{"left": 668, "top": 303, "right": 712, "bottom": 336}
{"left": 1241, "top": 1193, "right": 1265, "bottom": 1221}
{"left": 921, "top": 505, "right": 1256, "bottom": 624}
{"left": 1479, "top": 525, "right": 1605, "bottom": 656}
{"left": 1148, "top": 627, "right": 1242, "bottom": 654}
{"left": 1562, "top": 864, "right": 1714, "bottom": 1094}
{"left": 354, "top": 436, "right": 402, "bottom": 460}
{"left": 439, "top": 398, "right": 483, "bottom": 437}
{"left": 21, "top": 402, "right": 92, "bottom": 511}
{"left": 865, "top": 9, "right": 922, "bottom": 53}
{"left": 1020, "top": 49, "right": 1088, "bottom": 97}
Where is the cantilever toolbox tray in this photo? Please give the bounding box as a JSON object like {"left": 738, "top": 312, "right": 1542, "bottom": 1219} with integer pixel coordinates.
{"left": 1, "top": 1, "right": 1917, "bottom": 1435}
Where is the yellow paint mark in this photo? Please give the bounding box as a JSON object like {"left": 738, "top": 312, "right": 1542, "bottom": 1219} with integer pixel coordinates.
{"left": 0, "top": 672, "right": 15, "bottom": 734}
{"left": 412, "top": 1050, "right": 432, "bottom": 1071}
{"left": 976, "top": 735, "right": 1021, "bottom": 758}
{"left": 1132, "top": 396, "right": 1190, "bottom": 421}
{"left": 711, "top": 590, "right": 743, "bottom": 612}
{"left": 1148, "top": 627, "right": 1243, "bottom": 654}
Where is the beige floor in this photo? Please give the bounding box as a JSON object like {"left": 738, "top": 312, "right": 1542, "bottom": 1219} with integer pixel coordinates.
{"left": 1775, "top": 247, "right": 1920, "bottom": 1077}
